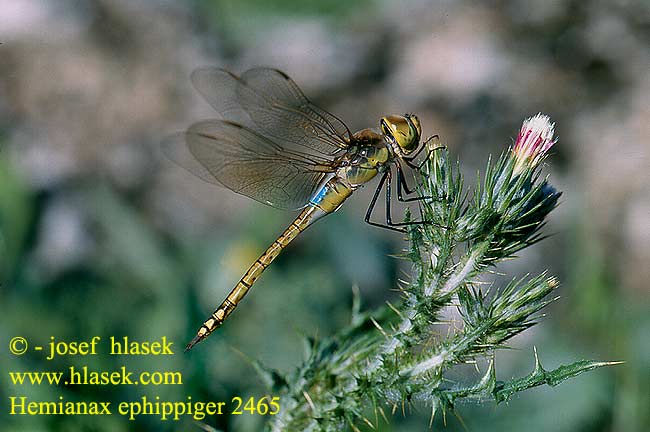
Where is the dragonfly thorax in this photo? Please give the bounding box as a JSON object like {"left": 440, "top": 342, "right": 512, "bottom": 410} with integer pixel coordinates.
{"left": 337, "top": 129, "right": 392, "bottom": 188}
{"left": 337, "top": 146, "right": 388, "bottom": 188}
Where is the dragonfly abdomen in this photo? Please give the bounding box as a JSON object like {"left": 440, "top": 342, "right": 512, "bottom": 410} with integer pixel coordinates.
{"left": 186, "top": 204, "right": 330, "bottom": 350}
{"left": 187, "top": 176, "right": 362, "bottom": 350}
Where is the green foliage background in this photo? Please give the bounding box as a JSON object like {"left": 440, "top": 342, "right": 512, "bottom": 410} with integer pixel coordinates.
{"left": 1, "top": 0, "right": 648, "bottom": 431}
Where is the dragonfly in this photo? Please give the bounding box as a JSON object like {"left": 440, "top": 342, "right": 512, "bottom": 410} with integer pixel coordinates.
{"left": 164, "top": 68, "right": 440, "bottom": 351}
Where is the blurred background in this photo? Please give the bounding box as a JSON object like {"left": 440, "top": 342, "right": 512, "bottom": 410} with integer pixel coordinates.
{"left": 0, "top": 0, "right": 648, "bottom": 431}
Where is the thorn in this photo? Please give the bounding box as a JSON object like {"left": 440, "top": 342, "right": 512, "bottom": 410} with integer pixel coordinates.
{"left": 478, "top": 360, "right": 496, "bottom": 391}
{"left": 453, "top": 410, "right": 469, "bottom": 432}
{"left": 361, "top": 416, "right": 375, "bottom": 429}
{"left": 370, "top": 317, "right": 389, "bottom": 338}
{"left": 351, "top": 284, "right": 361, "bottom": 323}
{"left": 378, "top": 406, "right": 389, "bottom": 423}
{"left": 386, "top": 301, "right": 403, "bottom": 318}
{"left": 429, "top": 401, "right": 437, "bottom": 428}
{"left": 595, "top": 360, "right": 625, "bottom": 367}
{"left": 371, "top": 395, "right": 379, "bottom": 426}
{"left": 533, "top": 346, "right": 545, "bottom": 373}
{"left": 229, "top": 346, "right": 250, "bottom": 362}
{"left": 302, "top": 391, "right": 316, "bottom": 412}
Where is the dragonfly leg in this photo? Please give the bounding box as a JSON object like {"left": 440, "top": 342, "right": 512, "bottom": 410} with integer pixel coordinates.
{"left": 365, "top": 169, "right": 434, "bottom": 233}
{"left": 396, "top": 163, "right": 450, "bottom": 206}
{"left": 396, "top": 165, "right": 427, "bottom": 202}
{"left": 365, "top": 170, "right": 406, "bottom": 233}
{"left": 398, "top": 137, "right": 448, "bottom": 205}
{"left": 403, "top": 135, "right": 445, "bottom": 170}
{"left": 383, "top": 169, "right": 433, "bottom": 229}
{"left": 395, "top": 166, "right": 428, "bottom": 223}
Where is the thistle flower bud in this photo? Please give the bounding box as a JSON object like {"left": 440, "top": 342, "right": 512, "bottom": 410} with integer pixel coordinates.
{"left": 512, "top": 114, "right": 556, "bottom": 175}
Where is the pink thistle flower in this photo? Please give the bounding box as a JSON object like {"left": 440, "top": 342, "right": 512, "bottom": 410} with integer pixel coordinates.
{"left": 512, "top": 113, "right": 556, "bottom": 175}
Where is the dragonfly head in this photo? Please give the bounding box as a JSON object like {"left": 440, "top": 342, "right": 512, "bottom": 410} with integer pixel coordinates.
{"left": 380, "top": 114, "right": 422, "bottom": 157}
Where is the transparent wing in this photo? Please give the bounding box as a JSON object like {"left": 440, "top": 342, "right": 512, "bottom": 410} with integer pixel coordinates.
{"left": 191, "top": 67, "right": 352, "bottom": 157}
{"left": 190, "top": 68, "right": 251, "bottom": 126}
{"left": 162, "top": 120, "right": 335, "bottom": 210}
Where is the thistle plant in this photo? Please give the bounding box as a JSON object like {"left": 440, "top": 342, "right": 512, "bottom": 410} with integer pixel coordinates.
{"left": 248, "top": 114, "right": 616, "bottom": 431}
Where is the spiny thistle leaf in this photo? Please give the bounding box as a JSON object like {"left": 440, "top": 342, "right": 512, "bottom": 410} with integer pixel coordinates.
{"left": 494, "top": 350, "right": 623, "bottom": 403}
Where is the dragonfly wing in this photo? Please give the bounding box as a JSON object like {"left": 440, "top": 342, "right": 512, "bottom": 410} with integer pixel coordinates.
{"left": 163, "top": 120, "right": 333, "bottom": 210}
{"left": 190, "top": 68, "right": 252, "bottom": 127}
{"left": 191, "top": 67, "right": 352, "bottom": 157}
{"left": 162, "top": 132, "right": 223, "bottom": 186}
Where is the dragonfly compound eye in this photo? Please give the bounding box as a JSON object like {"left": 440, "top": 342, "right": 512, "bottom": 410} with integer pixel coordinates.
{"left": 380, "top": 115, "right": 421, "bottom": 155}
